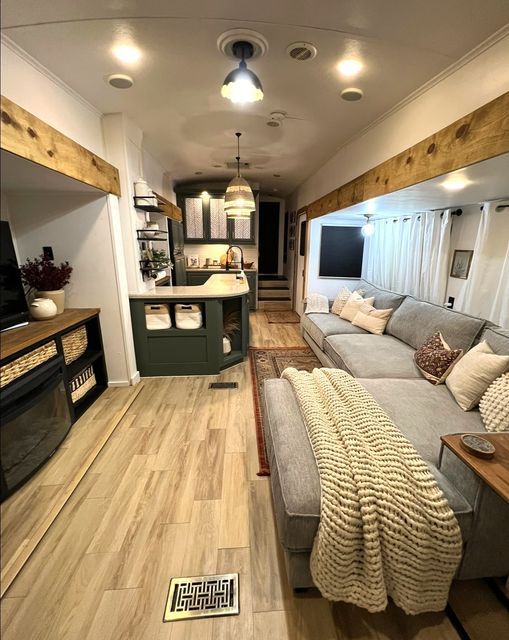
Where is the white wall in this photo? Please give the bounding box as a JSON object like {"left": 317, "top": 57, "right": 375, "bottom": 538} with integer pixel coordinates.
{"left": 288, "top": 33, "right": 509, "bottom": 212}
{"left": 446, "top": 205, "right": 482, "bottom": 305}
{"left": 307, "top": 216, "right": 364, "bottom": 300}
{"left": 5, "top": 191, "right": 135, "bottom": 384}
{"left": 1, "top": 38, "right": 138, "bottom": 385}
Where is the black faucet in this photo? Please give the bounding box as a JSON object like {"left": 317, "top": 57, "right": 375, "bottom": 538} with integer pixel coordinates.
{"left": 225, "top": 245, "right": 244, "bottom": 272}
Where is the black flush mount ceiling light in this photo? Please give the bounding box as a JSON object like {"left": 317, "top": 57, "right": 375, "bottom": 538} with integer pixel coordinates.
{"left": 221, "top": 41, "right": 264, "bottom": 104}
{"left": 224, "top": 132, "right": 255, "bottom": 219}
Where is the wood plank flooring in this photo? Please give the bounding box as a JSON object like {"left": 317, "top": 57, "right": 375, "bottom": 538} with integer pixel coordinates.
{"left": 1, "top": 311, "right": 507, "bottom": 639}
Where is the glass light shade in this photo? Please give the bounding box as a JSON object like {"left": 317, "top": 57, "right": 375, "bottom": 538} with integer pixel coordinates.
{"left": 221, "top": 65, "right": 263, "bottom": 104}
{"left": 362, "top": 221, "right": 375, "bottom": 237}
{"left": 224, "top": 176, "right": 255, "bottom": 219}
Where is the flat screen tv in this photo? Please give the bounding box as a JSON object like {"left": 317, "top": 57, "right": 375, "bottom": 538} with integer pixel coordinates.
{"left": 0, "top": 221, "right": 29, "bottom": 331}
{"left": 319, "top": 225, "right": 365, "bottom": 278}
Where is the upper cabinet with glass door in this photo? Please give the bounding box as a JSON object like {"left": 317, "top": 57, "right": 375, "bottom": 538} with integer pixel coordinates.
{"left": 177, "top": 187, "right": 256, "bottom": 244}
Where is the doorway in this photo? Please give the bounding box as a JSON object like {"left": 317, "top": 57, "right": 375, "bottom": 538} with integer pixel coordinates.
{"left": 258, "top": 201, "right": 280, "bottom": 274}
{"left": 293, "top": 211, "right": 308, "bottom": 316}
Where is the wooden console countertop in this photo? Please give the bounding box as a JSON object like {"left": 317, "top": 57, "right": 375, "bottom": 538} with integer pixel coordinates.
{"left": 0, "top": 308, "right": 99, "bottom": 361}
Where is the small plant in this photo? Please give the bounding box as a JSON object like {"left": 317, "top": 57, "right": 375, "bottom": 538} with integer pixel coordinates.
{"left": 150, "top": 249, "right": 172, "bottom": 269}
{"left": 20, "top": 254, "right": 73, "bottom": 292}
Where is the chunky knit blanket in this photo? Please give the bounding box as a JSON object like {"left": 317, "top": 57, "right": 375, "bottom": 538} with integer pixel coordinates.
{"left": 281, "top": 367, "right": 462, "bottom": 614}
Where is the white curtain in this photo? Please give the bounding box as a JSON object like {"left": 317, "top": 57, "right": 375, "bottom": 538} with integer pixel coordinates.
{"left": 456, "top": 200, "right": 509, "bottom": 327}
{"left": 363, "top": 210, "right": 451, "bottom": 303}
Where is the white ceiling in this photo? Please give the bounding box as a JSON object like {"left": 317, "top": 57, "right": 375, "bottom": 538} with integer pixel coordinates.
{"left": 2, "top": 1, "right": 509, "bottom": 195}
{"left": 325, "top": 153, "right": 509, "bottom": 220}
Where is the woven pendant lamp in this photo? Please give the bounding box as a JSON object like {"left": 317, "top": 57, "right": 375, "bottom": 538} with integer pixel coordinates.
{"left": 224, "top": 132, "right": 255, "bottom": 220}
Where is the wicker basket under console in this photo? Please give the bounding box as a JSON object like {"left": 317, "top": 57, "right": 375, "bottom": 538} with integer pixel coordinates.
{"left": 70, "top": 365, "right": 97, "bottom": 403}
{"left": 62, "top": 325, "right": 88, "bottom": 364}
{"left": 0, "top": 341, "right": 58, "bottom": 389}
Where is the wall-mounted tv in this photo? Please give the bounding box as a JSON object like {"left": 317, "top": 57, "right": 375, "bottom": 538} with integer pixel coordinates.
{"left": 0, "top": 221, "right": 29, "bottom": 331}
{"left": 319, "top": 225, "right": 364, "bottom": 278}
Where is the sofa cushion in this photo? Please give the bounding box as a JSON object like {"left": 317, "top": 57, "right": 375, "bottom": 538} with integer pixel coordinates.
{"left": 324, "top": 334, "right": 421, "bottom": 378}
{"left": 358, "top": 280, "right": 406, "bottom": 311}
{"left": 414, "top": 332, "right": 463, "bottom": 385}
{"left": 481, "top": 326, "right": 509, "bottom": 356}
{"left": 263, "top": 378, "right": 320, "bottom": 552}
{"left": 301, "top": 312, "right": 367, "bottom": 349}
{"left": 387, "top": 296, "right": 485, "bottom": 352}
{"left": 359, "top": 378, "right": 485, "bottom": 464}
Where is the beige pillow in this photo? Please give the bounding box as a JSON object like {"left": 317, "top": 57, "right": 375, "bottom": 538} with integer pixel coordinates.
{"left": 479, "top": 373, "right": 509, "bottom": 432}
{"left": 446, "top": 341, "right": 509, "bottom": 411}
{"left": 340, "top": 292, "right": 375, "bottom": 322}
{"left": 351, "top": 302, "right": 393, "bottom": 335}
{"left": 331, "top": 287, "right": 352, "bottom": 316}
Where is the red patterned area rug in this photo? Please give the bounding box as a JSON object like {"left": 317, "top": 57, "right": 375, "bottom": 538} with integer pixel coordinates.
{"left": 249, "top": 347, "right": 322, "bottom": 476}
{"left": 265, "top": 311, "right": 300, "bottom": 324}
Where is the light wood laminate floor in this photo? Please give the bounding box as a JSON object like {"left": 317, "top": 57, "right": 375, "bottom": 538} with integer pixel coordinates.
{"left": 1, "top": 312, "right": 507, "bottom": 639}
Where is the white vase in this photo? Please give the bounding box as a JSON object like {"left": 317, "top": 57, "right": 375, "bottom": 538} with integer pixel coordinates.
{"left": 37, "top": 289, "right": 65, "bottom": 314}
{"left": 30, "top": 298, "right": 58, "bottom": 320}
{"left": 223, "top": 336, "right": 232, "bottom": 354}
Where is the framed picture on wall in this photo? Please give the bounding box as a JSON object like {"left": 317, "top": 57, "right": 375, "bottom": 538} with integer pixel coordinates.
{"left": 450, "top": 250, "right": 473, "bottom": 279}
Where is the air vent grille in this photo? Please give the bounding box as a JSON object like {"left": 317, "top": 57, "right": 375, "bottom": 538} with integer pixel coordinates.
{"left": 286, "top": 42, "right": 317, "bottom": 61}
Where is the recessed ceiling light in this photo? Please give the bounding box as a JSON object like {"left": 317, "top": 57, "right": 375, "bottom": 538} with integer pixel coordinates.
{"left": 441, "top": 174, "right": 471, "bottom": 191}
{"left": 273, "top": 174, "right": 281, "bottom": 178}
{"left": 107, "top": 73, "right": 134, "bottom": 89}
{"left": 338, "top": 59, "right": 363, "bottom": 77}
{"left": 212, "top": 164, "right": 223, "bottom": 168}
{"left": 194, "top": 171, "right": 203, "bottom": 175}
{"left": 341, "top": 87, "right": 363, "bottom": 101}
{"left": 112, "top": 44, "right": 141, "bottom": 65}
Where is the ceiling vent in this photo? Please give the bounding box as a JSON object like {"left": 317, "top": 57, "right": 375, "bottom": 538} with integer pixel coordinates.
{"left": 341, "top": 87, "right": 364, "bottom": 102}
{"left": 226, "top": 160, "right": 251, "bottom": 170}
{"left": 286, "top": 42, "right": 317, "bottom": 61}
{"left": 107, "top": 73, "right": 134, "bottom": 89}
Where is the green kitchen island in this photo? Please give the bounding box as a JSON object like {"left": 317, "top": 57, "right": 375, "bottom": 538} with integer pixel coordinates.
{"left": 129, "top": 273, "right": 250, "bottom": 376}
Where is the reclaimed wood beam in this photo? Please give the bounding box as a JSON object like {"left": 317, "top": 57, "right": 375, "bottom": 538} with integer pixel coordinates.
{"left": 153, "top": 192, "right": 182, "bottom": 222}
{"left": 307, "top": 92, "right": 509, "bottom": 220}
{"left": 1, "top": 95, "right": 121, "bottom": 196}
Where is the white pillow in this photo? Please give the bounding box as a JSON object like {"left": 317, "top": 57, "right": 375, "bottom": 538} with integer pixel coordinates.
{"left": 479, "top": 373, "right": 509, "bottom": 432}
{"left": 352, "top": 302, "right": 393, "bottom": 335}
{"left": 331, "top": 287, "right": 352, "bottom": 316}
{"left": 305, "top": 293, "right": 330, "bottom": 314}
{"left": 340, "top": 292, "right": 375, "bottom": 322}
{"left": 446, "top": 341, "right": 509, "bottom": 411}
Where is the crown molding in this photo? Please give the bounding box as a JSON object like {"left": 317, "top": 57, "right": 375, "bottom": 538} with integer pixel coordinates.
{"left": 1, "top": 33, "right": 103, "bottom": 118}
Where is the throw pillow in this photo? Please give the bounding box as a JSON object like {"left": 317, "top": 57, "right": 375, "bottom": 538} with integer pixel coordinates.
{"left": 340, "top": 292, "right": 375, "bottom": 322}
{"left": 446, "top": 341, "right": 509, "bottom": 411}
{"left": 479, "top": 373, "right": 509, "bottom": 432}
{"left": 351, "top": 303, "right": 393, "bottom": 335}
{"left": 305, "top": 293, "right": 330, "bottom": 314}
{"left": 414, "top": 332, "right": 463, "bottom": 385}
{"left": 331, "top": 287, "right": 352, "bottom": 316}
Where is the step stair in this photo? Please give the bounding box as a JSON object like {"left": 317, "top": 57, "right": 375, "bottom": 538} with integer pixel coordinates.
{"left": 257, "top": 276, "right": 292, "bottom": 310}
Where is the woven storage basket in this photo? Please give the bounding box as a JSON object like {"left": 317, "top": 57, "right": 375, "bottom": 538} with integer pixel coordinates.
{"left": 70, "top": 365, "right": 96, "bottom": 403}
{"left": 0, "top": 341, "right": 57, "bottom": 389}
{"left": 62, "top": 325, "right": 88, "bottom": 365}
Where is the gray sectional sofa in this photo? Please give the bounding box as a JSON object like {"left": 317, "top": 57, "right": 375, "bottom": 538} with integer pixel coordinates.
{"left": 264, "top": 279, "right": 509, "bottom": 589}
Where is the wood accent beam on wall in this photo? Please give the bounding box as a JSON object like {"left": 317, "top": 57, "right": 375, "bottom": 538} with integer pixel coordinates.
{"left": 0, "top": 95, "right": 121, "bottom": 196}
{"left": 307, "top": 92, "right": 509, "bottom": 220}
{"left": 153, "top": 192, "right": 182, "bottom": 222}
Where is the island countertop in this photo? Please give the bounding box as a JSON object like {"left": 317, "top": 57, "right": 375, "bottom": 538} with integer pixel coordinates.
{"left": 129, "top": 273, "right": 250, "bottom": 300}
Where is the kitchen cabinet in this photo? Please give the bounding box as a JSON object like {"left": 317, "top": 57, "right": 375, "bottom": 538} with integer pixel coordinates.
{"left": 186, "top": 269, "right": 257, "bottom": 310}
{"left": 177, "top": 189, "right": 256, "bottom": 244}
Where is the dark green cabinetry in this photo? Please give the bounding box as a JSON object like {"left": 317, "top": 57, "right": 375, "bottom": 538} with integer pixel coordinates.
{"left": 177, "top": 188, "right": 256, "bottom": 244}
{"left": 130, "top": 293, "right": 249, "bottom": 377}
{"left": 186, "top": 270, "right": 257, "bottom": 310}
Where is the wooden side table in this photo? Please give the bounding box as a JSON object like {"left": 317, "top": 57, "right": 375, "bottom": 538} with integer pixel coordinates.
{"left": 439, "top": 433, "right": 509, "bottom": 504}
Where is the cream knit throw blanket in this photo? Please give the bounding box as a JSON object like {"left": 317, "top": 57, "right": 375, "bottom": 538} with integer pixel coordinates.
{"left": 282, "top": 367, "right": 462, "bottom": 614}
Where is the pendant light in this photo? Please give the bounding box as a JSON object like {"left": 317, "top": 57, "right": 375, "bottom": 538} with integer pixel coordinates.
{"left": 221, "top": 41, "right": 263, "bottom": 104}
{"left": 362, "top": 214, "right": 375, "bottom": 237}
{"left": 224, "top": 133, "right": 255, "bottom": 220}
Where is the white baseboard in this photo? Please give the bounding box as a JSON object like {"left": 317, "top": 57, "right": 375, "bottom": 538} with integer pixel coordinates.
{"left": 107, "top": 370, "right": 141, "bottom": 388}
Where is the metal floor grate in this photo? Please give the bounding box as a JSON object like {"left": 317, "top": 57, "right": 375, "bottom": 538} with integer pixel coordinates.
{"left": 163, "top": 573, "right": 239, "bottom": 622}
{"left": 209, "top": 382, "right": 238, "bottom": 389}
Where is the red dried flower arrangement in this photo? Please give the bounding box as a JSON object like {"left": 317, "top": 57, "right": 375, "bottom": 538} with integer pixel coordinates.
{"left": 20, "top": 255, "right": 73, "bottom": 291}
